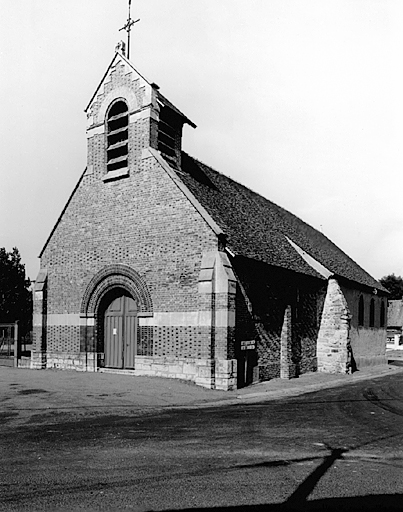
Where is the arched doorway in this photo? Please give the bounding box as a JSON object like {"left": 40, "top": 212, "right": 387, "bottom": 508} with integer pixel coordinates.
{"left": 99, "top": 288, "right": 138, "bottom": 369}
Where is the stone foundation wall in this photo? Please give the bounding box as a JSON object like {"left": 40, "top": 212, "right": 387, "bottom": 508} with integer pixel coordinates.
{"left": 129, "top": 356, "right": 236, "bottom": 389}
{"left": 29, "top": 352, "right": 237, "bottom": 390}
{"left": 17, "top": 356, "right": 32, "bottom": 369}
{"left": 31, "top": 351, "right": 98, "bottom": 372}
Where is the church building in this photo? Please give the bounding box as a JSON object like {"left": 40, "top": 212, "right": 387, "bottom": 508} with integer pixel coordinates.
{"left": 32, "top": 43, "right": 388, "bottom": 390}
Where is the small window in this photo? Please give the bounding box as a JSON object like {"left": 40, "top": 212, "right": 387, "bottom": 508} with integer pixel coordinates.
{"left": 358, "top": 295, "right": 364, "bottom": 326}
{"left": 106, "top": 100, "right": 129, "bottom": 173}
{"left": 380, "top": 301, "right": 386, "bottom": 328}
{"left": 369, "top": 298, "right": 375, "bottom": 327}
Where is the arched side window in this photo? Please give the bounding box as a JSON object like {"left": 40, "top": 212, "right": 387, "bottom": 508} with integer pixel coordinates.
{"left": 358, "top": 295, "right": 364, "bottom": 326}
{"left": 380, "top": 301, "right": 386, "bottom": 328}
{"left": 106, "top": 100, "right": 129, "bottom": 173}
{"left": 369, "top": 298, "right": 375, "bottom": 327}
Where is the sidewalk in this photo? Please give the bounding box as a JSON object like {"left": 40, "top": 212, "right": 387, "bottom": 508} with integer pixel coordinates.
{"left": 232, "top": 348, "right": 403, "bottom": 403}
{"left": 234, "top": 362, "right": 403, "bottom": 404}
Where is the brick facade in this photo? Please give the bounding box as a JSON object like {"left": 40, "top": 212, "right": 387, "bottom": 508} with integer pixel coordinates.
{"left": 31, "top": 51, "right": 239, "bottom": 389}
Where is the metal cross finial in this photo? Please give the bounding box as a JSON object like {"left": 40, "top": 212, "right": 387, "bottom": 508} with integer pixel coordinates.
{"left": 119, "top": 0, "right": 140, "bottom": 60}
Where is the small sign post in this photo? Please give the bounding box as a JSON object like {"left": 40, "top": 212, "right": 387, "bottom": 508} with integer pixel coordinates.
{"left": 240, "top": 340, "right": 256, "bottom": 385}
{"left": 13, "top": 321, "right": 19, "bottom": 368}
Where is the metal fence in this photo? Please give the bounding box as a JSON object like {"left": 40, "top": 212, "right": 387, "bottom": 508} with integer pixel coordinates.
{"left": 0, "top": 322, "right": 19, "bottom": 367}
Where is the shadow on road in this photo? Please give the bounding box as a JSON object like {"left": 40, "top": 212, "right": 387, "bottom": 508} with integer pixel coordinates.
{"left": 162, "top": 494, "right": 403, "bottom": 511}
{"left": 284, "top": 447, "right": 346, "bottom": 506}
{"left": 165, "top": 433, "right": 403, "bottom": 512}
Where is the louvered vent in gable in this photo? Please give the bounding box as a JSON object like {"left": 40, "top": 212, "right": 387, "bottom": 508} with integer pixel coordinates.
{"left": 106, "top": 100, "right": 129, "bottom": 173}
{"left": 158, "top": 106, "right": 178, "bottom": 166}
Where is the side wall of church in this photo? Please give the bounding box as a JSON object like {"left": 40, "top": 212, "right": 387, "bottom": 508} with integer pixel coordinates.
{"left": 232, "top": 258, "right": 327, "bottom": 385}
{"left": 340, "top": 285, "right": 387, "bottom": 368}
{"left": 317, "top": 280, "right": 387, "bottom": 373}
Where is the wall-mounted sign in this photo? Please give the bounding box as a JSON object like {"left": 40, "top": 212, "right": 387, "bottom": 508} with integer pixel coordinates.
{"left": 241, "top": 340, "right": 255, "bottom": 351}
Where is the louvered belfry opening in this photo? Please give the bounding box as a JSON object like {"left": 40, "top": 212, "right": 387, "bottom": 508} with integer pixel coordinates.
{"left": 158, "top": 106, "right": 179, "bottom": 167}
{"left": 107, "top": 100, "right": 129, "bottom": 173}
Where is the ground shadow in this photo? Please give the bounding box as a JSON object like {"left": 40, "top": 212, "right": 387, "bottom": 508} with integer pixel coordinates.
{"left": 163, "top": 437, "right": 403, "bottom": 512}
{"left": 162, "top": 494, "right": 403, "bottom": 511}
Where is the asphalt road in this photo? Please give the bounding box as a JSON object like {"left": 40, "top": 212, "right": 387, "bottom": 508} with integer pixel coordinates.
{"left": 1, "top": 373, "right": 403, "bottom": 512}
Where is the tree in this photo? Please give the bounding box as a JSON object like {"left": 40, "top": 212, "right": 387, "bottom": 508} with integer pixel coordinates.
{"left": 0, "top": 247, "right": 32, "bottom": 335}
{"left": 379, "top": 274, "right": 403, "bottom": 300}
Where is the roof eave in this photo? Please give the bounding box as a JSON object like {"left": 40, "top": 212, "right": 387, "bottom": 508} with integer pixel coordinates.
{"left": 157, "top": 92, "right": 196, "bottom": 129}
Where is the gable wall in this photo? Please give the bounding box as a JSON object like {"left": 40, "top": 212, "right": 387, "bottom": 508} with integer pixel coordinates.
{"left": 39, "top": 153, "right": 218, "bottom": 358}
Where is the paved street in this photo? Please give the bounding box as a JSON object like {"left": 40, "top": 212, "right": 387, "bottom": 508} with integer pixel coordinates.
{"left": 0, "top": 367, "right": 403, "bottom": 511}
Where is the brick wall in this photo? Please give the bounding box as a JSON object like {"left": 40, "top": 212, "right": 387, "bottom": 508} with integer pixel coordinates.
{"left": 294, "top": 286, "right": 326, "bottom": 374}
{"left": 38, "top": 148, "right": 220, "bottom": 368}
{"left": 233, "top": 258, "right": 327, "bottom": 382}
{"left": 41, "top": 154, "right": 218, "bottom": 314}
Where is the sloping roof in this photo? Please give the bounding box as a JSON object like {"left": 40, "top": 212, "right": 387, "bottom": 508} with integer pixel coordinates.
{"left": 176, "top": 152, "right": 386, "bottom": 292}
{"left": 388, "top": 300, "right": 403, "bottom": 327}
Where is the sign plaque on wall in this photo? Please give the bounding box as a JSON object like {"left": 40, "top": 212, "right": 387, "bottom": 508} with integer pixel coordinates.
{"left": 241, "top": 340, "right": 255, "bottom": 351}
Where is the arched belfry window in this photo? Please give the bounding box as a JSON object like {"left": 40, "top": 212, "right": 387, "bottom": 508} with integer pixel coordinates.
{"left": 358, "top": 295, "right": 364, "bottom": 326}
{"left": 106, "top": 100, "right": 129, "bottom": 173}
{"left": 369, "top": 298, "right": 375, "bottom": 327}
{"left": 380, "top": 301, "right": 386, "bottom": 328}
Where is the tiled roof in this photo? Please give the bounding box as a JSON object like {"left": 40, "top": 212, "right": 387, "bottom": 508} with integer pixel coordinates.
{"left": 176, "top": 152, "right": 386, "bottom": 292}
{"left": 388, "top": 300, "right": 403, "bottom": 327}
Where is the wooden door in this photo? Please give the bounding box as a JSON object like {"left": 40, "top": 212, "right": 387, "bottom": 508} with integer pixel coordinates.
{"left": 124, "top": 296, "right": 137, "bottom": 369}
{"left": 104, "top": 293, "right": 137, "bottom": 369}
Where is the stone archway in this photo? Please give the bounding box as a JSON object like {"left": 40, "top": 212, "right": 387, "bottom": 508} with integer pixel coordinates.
{"left": 81, "top": 264, "right": 153, "bottom": 317}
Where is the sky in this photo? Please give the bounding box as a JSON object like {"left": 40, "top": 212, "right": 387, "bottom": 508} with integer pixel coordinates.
{"left": 1, "top": 0, "right": 402, "bottom": 282}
